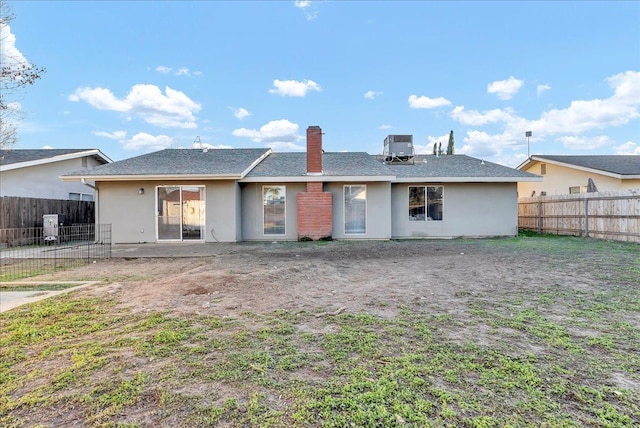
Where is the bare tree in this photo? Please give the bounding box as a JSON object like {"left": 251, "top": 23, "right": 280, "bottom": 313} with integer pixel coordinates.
{"left": 0, "top": 1, "right": 45, "bottom": 148}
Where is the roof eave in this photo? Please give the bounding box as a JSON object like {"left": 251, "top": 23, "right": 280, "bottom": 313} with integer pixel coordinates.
{"left": 240, "top": 175, "right": 396, "bottom": 183}
{"left": 0, "top": 149, "right": 112, "bottom": 172}
{"left": 525, "top": 156, "right": 630, "bottom": 179}
{"left": 61, "top": 173, "right": 242, "bottom": 182}
{"left": 392, "top": 176, "right": 543, "bottom": 183}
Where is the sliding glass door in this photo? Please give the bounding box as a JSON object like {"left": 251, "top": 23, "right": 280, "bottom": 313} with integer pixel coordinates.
{"left": 157, "top": 186, "right": 205, "bottom": 241}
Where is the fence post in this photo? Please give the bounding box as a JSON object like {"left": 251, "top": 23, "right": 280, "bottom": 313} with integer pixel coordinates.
{"left": 537, "top": 200, "right": 543, "bottom": 234}
{"left": 584, "top": 197, "right": 589, "bottom": 237}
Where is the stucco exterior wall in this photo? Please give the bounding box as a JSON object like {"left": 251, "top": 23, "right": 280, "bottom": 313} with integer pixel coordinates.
{"left": 240, "top": 182, "right": 306, "bottom": 241}
{"left": 517, "top": 161, "right": 637, "bottom": 197}
{"left": 391, "top": 182, "right": 518, "bottom": 238}
{"left": 326, "top": 181, "right": 392, "bottom": 240}
{"left": 0, "top": 157, "right": 103, "bottom": 199}
{"left": 97, "top": 180, "right": 240, "bottom": 243}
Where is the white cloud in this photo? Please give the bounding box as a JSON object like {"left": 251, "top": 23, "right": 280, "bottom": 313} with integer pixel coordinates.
{"left": 232, "top": 107, "right": 251, "bottom": 120}
{"left": 487, "top": 76, "right": 524, "bottom": 100}
{"left": 42, "top": 145, "right": 53, "bottom": 149}
{"left": 614, "top": 141, "right": 640, "bottom": 155}
{"left": 93, "top": 130, "right": 127, "bottom": 140}
{"left": 537, "top": 83, "right": 551, "bottom": 96}
{"left": 294, "top": 1, "right": 318, "bottom": 20}
{"left": 450, "top": 106, "right": 516, "bottom": 126}
{"left": 269, "top": 79, "right": 321, "bottom": 97}
{"left": 91, "top": 130, "right": 174, "bottom": 152}
{"left": 69, "top": 84, "right": 201, "bottom": 128}
{"left": 155, "top": 65, "right": 200, "bottom": 77}
{"left": 447, "top": 71, "right": 640, "bottom": 161}
{"left": 408, "top": 94, "right": 451, "bottom": 109}
{"left": 364, "top": 90, "right": 382, "bottom": 100}
{"left": 123, "top": 132, "right": 174, "bottom": 151}
{"left": 412, "top": 133, "right": 451, "bottom": 155}
{"left": 232, "top": 119, "right": 301, "bottom": 144}
{"left": 191, "top": 141, "right": 233, "bottom": 150}
{"left": 266, "top": 141, "right": 305, "bottom": 151}
{"left": 557, "top": 135, "right": 612, "bottom": 150}
{"left": 0, "top": 22, "right": 29, "bottom": 71}
{"left": 378, "top": 124, "right": 392, "bottom": 130}
{"left": 531, "top": 71, "right": 640, "bottom": 135}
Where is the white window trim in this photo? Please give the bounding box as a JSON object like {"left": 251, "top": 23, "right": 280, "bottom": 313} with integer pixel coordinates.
{"left": 262, "top": 185, "right": 286, "bottom": 236}
{"left": 343, "top": 184, "right": 367, "bottom": 235}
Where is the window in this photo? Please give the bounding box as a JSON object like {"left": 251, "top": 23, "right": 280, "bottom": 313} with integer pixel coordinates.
{"left": 409, "top": 186, "right": 425, "bottom": 221}
{"left": 540, "top": 163, "right": 547, "bottom": 175}
{"left": 569, "top": 186, "right": 586, "bottom": 194}
{"left": 344, "top": 185, "right": 366, "bottom": 234}
{"left": 427, "top": 186, "right": 443, "bottom": 221}
{"left": 263, "top": 186, "right": 286, "bottom": 235}
{"left": 69, "top": 192, "right": 93, "bottom": 201}
{"left": 408, "top": 186, "right": 443, "bottom": 221}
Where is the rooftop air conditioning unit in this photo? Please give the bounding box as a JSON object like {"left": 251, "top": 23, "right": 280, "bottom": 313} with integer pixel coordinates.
{"left": 383, "top": 135, "right": 415, "bottom": 163}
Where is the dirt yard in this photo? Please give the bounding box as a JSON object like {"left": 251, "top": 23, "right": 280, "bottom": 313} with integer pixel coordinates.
{"left": 42, "top": 238, "right": 629, "bottom": 348}
{"left": 3, "top": 237, "right": 639, "bottom": 427}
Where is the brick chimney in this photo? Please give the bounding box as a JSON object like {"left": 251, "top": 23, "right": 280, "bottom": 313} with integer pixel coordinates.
{"left": 306, "top": 125, "right": 323, "bottom": 175}
{"left": 297, "top": 125, "right": 332, "bottom": 240}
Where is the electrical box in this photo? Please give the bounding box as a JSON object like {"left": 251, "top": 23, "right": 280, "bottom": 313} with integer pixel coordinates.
{"left": 43, "top": 214, "right": 68, "bottom": 242}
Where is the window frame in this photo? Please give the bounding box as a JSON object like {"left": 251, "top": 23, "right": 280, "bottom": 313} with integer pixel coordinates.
{"left": 408, "top": 186, "right": 426, "bottom": 221}
{"left": 344, "top": 184, "right": 367, "bottom": 234}
{"left": 69, "top": 192, "right": 94, "bottom": 202}
{"left": 262, "top": 185, "right": 286, "bottom": 236}
{"left": 426, "top": 186, "right": 444, "bottom": 221}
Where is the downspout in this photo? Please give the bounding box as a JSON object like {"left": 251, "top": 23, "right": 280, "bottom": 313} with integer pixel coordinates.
{"left": 80, "top": 178, "right": 99, "bottom": 226}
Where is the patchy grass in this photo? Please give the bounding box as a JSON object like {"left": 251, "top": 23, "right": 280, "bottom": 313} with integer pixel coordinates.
{"left": 0, "top": 283, "right": 81, "bottom": 292}
{"left": 0, "top": 235, "right": 639, "bottom": 427}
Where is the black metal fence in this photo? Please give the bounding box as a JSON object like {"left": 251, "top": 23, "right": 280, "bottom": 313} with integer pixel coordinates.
{"left": 0, "top": 224, "right": 112, "bottom": 280}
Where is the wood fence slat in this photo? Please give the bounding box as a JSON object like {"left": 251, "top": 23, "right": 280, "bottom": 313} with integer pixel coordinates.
{"left": 0, "top": 196, "right": 95, "bottom": 229}
{"left": 518, "top": 190, "right": 640, "bottom": 243}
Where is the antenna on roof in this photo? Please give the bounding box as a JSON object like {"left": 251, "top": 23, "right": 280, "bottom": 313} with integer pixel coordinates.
{"left": 192, "top": 136, "right": 208, "bottom": 152}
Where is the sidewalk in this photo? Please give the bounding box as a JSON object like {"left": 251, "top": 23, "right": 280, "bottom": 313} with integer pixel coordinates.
{"left": 0, "top": 281, "right": 100, "bottom": 313}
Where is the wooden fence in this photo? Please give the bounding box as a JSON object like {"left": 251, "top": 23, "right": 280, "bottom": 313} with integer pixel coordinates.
{"left": 0, "top": 196, "right": 94, "bottom": 229}
{"left": 518, "top": 190, "right": 640, "bottom": 243}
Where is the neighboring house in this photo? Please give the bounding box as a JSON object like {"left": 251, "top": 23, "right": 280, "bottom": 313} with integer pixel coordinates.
{"left": 517, "top": 155, "right": 640, "bottom": 197}
{"left": 0, "top": 149, "right": 112, "bottom": 200}
{"left": 62, "top": 126, "right": 541, "bottom": 243}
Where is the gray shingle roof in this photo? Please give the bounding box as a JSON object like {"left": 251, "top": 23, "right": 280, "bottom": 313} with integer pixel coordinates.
{"left": 64, "top": 148, "right": 270, "bottom": 177}
{"left": 0, "top": 149, "right": 91, "bottom": 165}
{"left": 533, "top": 155, "right": 640, "bottom": 175}
{"left": 380, "top": 155, "right": 540, "bottom": 179}
{"left": 245, "top": 152, "right": 393, "bottom": 177}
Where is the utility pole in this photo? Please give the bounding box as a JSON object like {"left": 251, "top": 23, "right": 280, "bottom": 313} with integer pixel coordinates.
{"left": 525, "top": 131, "right": 532, "bottom": 157}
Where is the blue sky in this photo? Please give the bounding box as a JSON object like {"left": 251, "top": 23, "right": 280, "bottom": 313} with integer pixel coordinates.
{"left": 3, "top": 1, "right": 639, "bottom": 167}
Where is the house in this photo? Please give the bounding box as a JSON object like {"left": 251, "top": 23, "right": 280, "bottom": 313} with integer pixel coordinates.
{"left": 62, "top": 126, "right": 541, "bottom": 243}
{"left": 0, "top": 149, "right": 112, "bottom": 200}
{"left": 517, "top": 155, "right": 640, "bottom": 197}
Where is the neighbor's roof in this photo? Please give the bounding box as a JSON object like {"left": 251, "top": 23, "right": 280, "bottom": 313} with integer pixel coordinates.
{"left": 380, "top": 155, "right": 541, "bottom": 183}
{"left": 62, "top": 148, "right": 271, "bottom": 181}
{"left": 517, "top": 155, "right": 640, "bottom": 178}
{"left": 0, "top": 149, "right": 112, "bottom": 171}
{"left": 241, "top": 152, "right": 395, "bottom": 182}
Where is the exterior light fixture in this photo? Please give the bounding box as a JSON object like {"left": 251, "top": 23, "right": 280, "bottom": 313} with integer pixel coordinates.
{"left": 138, "top": 188, "right": 145, "bottom": 195}
{"left": 525, "top": 131, "right": 532, "bottom": 157}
